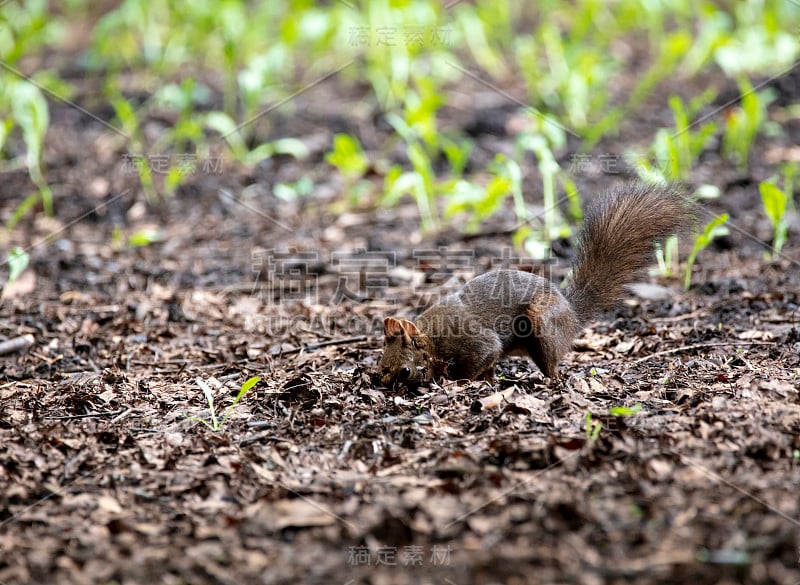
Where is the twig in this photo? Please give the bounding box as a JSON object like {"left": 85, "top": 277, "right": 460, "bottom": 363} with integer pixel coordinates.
{"left": 238, "top": 431, "right": 293, "bottom": 446}
{"left": 110, "top": 408, "right": 134, "bottom": 424}
{"left": 0, "top": 334, "right": 34, "bottom": 356}
{"left": 44, "top": 409, "right": 125, "bottom": 421}
{"left": 271, "top": 335, "right": 370, "bottom": 356}
{"left": 627, "top": 340, "right": 776, "bottom": 367}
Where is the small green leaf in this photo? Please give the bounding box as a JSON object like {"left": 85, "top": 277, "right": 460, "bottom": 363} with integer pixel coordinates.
{"left": 759, "top": 182, "right": 787, "bottom": 228}
{"left": 759, "top": 181, "right": 788, "bottom": 256}
{"left": 239, "top": 376, "right": 260, "bottom": 394}
{"left": 220, "top": 376, "right": 261, "bottom": 427}
{"left": 325, "top": 134, "right": 369, "bottom": 180}
{"left": 609, "top": 404, "right": 642, "bottom": 417}
{"left": 7, "top": 247, "right": 30, "bottom": 284}
{"left": 6, "top": 193, "right": 41, "bottom": 230}
{"left": 128, "top": 229, "right": 162, "bottom": 247}
{"left": 685, "top": 213, "right": 730, "bottom": 289}
{"left": 196, "top": 377, "right": 219, "bottom": 431}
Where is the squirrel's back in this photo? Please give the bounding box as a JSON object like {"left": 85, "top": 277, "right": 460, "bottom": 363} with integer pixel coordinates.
{"left": 565, "top": 183, "right": 694, "bottom": 325}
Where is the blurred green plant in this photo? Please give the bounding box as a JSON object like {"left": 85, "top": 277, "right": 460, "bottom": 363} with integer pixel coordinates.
{"left": 274, "top": 176, "right": 315, "bottom": 202}
{"left": 0, "top": 80, "right": 53, "bottom": 222}
{"left": 515, "top": 119, "right": 579, "bottom": 259}
{"left": 714, "top": 0, "right": 800, "bottom": 76}
{"left": 634, "top": 92, "right": 718, "bottom": 182}
{"left": 5, "top": 246, "right": 30, "bottom": 286}
{"left": 684, "top": 213, "right": 729, "bottom": 289}
{"left": 441, "top": 157, "right": 514, "bottom": 233}
{"left": 759, "top": 181, "right": 790, "bottom": 258}
{"left": 609, "top": 404, "right": 642, "bottom": 417}
{"left": 325, "top": 133, "right": 371, "bottom": 206}
{"left": 326, "top": 133, "right": 369, "bottom": 181}
{"left": 721, "top": 79, "right": 774, "bottom": 170}
{"left": 584, "top": 411, "right": 602, "bottom": 443}
{"left": 3, "top": 0, "right": 799, "bottom": 270}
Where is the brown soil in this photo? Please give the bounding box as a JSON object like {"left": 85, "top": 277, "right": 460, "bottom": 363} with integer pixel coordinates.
{"left": 1, "top": 44, "right": 800, "bottom": 585}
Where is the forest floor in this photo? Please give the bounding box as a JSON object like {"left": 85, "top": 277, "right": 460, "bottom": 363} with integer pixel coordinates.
{"left": 1, "top": 47, "right": 800, "bottom": 585}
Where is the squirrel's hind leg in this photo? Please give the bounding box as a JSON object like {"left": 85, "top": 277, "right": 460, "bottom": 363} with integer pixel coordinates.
{"left": 523, "top": 298, "right": 579, "bottom": 380}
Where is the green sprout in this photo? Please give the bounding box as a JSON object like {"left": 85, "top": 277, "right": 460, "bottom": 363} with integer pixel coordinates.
{"left": 190, "top": 376, "right": 261, "bottom": 431}
{"left": 516, "top": 128, "right": 574, "bottom": 259}
{"left": 609, "top": 404, "right": 642, "bottom": 417}
{"left": 638, "top": 92, "right": 717, "bottom": 181}
{"left": 274, "top": 176, "right": 314, "bottom": 202}
{"left": 5, "top": 247, "right": 30, "bottom": 286}
{"left": 325, "top": 133, "right": 369, "bottom": 182}
{"left": 684, "top": 213, "right": 730, "bottom": 290}
{"left": 382, "top": 141, "right": 439, "bottom": 232}
{"left": 584, "top": 411, "right": 602, "bottom": 443}
{"left": 442, "top": 165, "right": 512, "bottom": 233}
{"left": 758, "top": 181, "right": 789, "bottom": 258}
{"left": 3, "top": 81, "right": 53, "bottom": 219}
{"left": 205, "top": 111, "right": 308, "bottom": 167}
{"left": 127, "top": 228, "right": 163, "bottom": 248}
{"left": 107, "top": 86, "right": 156, "bottom": 202}
{"left": 721, "top": 79, "right": 774, "bottom": 170}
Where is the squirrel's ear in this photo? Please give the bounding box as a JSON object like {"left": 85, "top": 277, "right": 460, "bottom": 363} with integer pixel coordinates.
{"left": 384, "top": 317, "right": 405, "bottom": 338}
{"left": 384, "top": 317, "right": 420, "bottom": 338}
{"left": 400, "top": 320, "right": 420, "bottom": 336}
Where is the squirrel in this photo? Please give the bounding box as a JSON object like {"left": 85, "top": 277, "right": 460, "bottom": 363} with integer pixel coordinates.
{"left": 377, "top": 183, "right": 695, "bottom": 387}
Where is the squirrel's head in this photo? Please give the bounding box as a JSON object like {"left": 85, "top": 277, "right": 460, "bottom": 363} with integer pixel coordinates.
{"left": 377, "top": 317, "right": 434, "bottom": 388}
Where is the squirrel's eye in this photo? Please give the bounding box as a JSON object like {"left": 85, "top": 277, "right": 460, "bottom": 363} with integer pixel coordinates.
{"left": 397, "top": 366, "right": 412, "bottom": 381}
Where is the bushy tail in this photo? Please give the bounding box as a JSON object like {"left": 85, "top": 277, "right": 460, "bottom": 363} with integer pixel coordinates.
{"left": 565, "top": 183, "right": 695, "bottom": 325}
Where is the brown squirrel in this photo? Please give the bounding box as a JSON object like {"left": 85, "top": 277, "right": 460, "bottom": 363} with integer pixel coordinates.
{"left": 377, "top": 183, "right": 695, "bottom": 387}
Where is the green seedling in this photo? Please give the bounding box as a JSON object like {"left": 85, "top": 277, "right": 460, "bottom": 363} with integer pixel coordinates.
{"left": 3, "top": 81, "right": 53, "bottom": 218}
{"left": 455, "top": 4, "right": 508, "bottom": 77}
{"left": 684, "top": 213, "right": 730, "bottom": 290}
{"left": 560, "top": 26, "right": 691, "bottom": 148}
{"left": 151, "top": 80, "right": 211, "bottom": 196}
{"left": 516, "top": 131, "right": 573, "bottom": 259}
{"left": 494, "top": 155, "right": 527, "bottom": 230}
{"left": 714, "top": 0, "right": 800, "bottom": 76}
{"left": 441, "top": 137, "right": 474, "bottom": 177}
{"left": 107, "top": 88, "right": 157, "bottom": 202}
{"left": 190, "top": 376, "right": 260, "bottom": 431}
{"left": 609, "top": 404, "right": 642, "bottom": 417}
{"left": 127, "top": 228, "right": 163, "bottom": 248}
{"left": 584, "top": 411, "right": 602, "bottom": 443}
{"left": 442, "top": 171, "right": 512, "bottom": 234}
{"left": 758, "top": 181, "right": 789, "bottom": 258}
{"left": 400, "top": 78, "right": 445, "bottom": 156}
{"left": 325, "top": 134, "right": 369, "bottom": 182}
{"left": 405, "top": 141, "right": 437, "bottom": 231}
{"left": 384, "top": 74, "right": 452, "bottom": 164}
{"left": 5, "top": 247, "right": 30, "bottom": 286}
{"left": 357, "top": 0, "right": 449, "bottom": 110}
{"left": 274, "top": 176, "right": 314, "bottom": 202}
{"left": 111, "top": 227, "right": 163, "bottom": 250}
{"left": 152, "top": 79, "right": 209, "bottom": 154}
{"left": 204, "top": 111, "right": 308, "bottom": 166}
{"left": 0, "top": 1, "right": 64, "bottom": 65}
{"left": 654, "top": 93, "right": 718, "bottom": 180}
{"left": 654, "top": 236, "right": 680, "bottom": 277}
{"left": 722, "top": 79, "right": 774, "bottom": 170}
{"left": 681, "top": 10, "right": 732, "bottom": 76}
{"left": 654, "top": 184, "right": 721, "bottom": 276}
